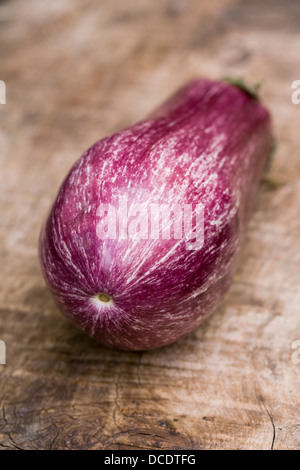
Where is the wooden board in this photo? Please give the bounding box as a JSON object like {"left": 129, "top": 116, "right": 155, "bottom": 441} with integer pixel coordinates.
{"left": 1, "top": 0, "right": 300, "bottom": 450}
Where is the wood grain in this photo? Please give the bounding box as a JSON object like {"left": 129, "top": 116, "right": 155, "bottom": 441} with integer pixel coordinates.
{"left": 0, "top": 0, "right": 300, "bottom": 450}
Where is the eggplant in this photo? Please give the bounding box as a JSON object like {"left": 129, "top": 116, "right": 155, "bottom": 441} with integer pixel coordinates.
{"left": 39, "top": 78, "right": 272, "bottom": 350}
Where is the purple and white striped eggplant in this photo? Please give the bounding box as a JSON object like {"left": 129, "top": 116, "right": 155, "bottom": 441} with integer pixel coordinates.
{"left": 39, "top": 79, "right": 272, "bottom": 350}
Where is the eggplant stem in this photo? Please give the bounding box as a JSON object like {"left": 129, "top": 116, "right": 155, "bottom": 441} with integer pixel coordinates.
{"left": 222, "top": 76, "right": 262, "bottom": 100}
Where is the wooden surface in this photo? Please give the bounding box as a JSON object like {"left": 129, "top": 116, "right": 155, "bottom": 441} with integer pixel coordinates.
{"left": 1, "top": 0, "right": 300, "bottom": 450}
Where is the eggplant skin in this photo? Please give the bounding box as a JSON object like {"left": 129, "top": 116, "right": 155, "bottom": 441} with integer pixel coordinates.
{"left": 39, "top": 79, "right": 272, "bottom": 350}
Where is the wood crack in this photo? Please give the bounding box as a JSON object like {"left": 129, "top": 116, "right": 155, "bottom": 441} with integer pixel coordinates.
{"left": 260, "top": 399, "right": 276, "bottom": 450}
{"left": 112, "top": 365, "right": 123, "bottom": 430}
